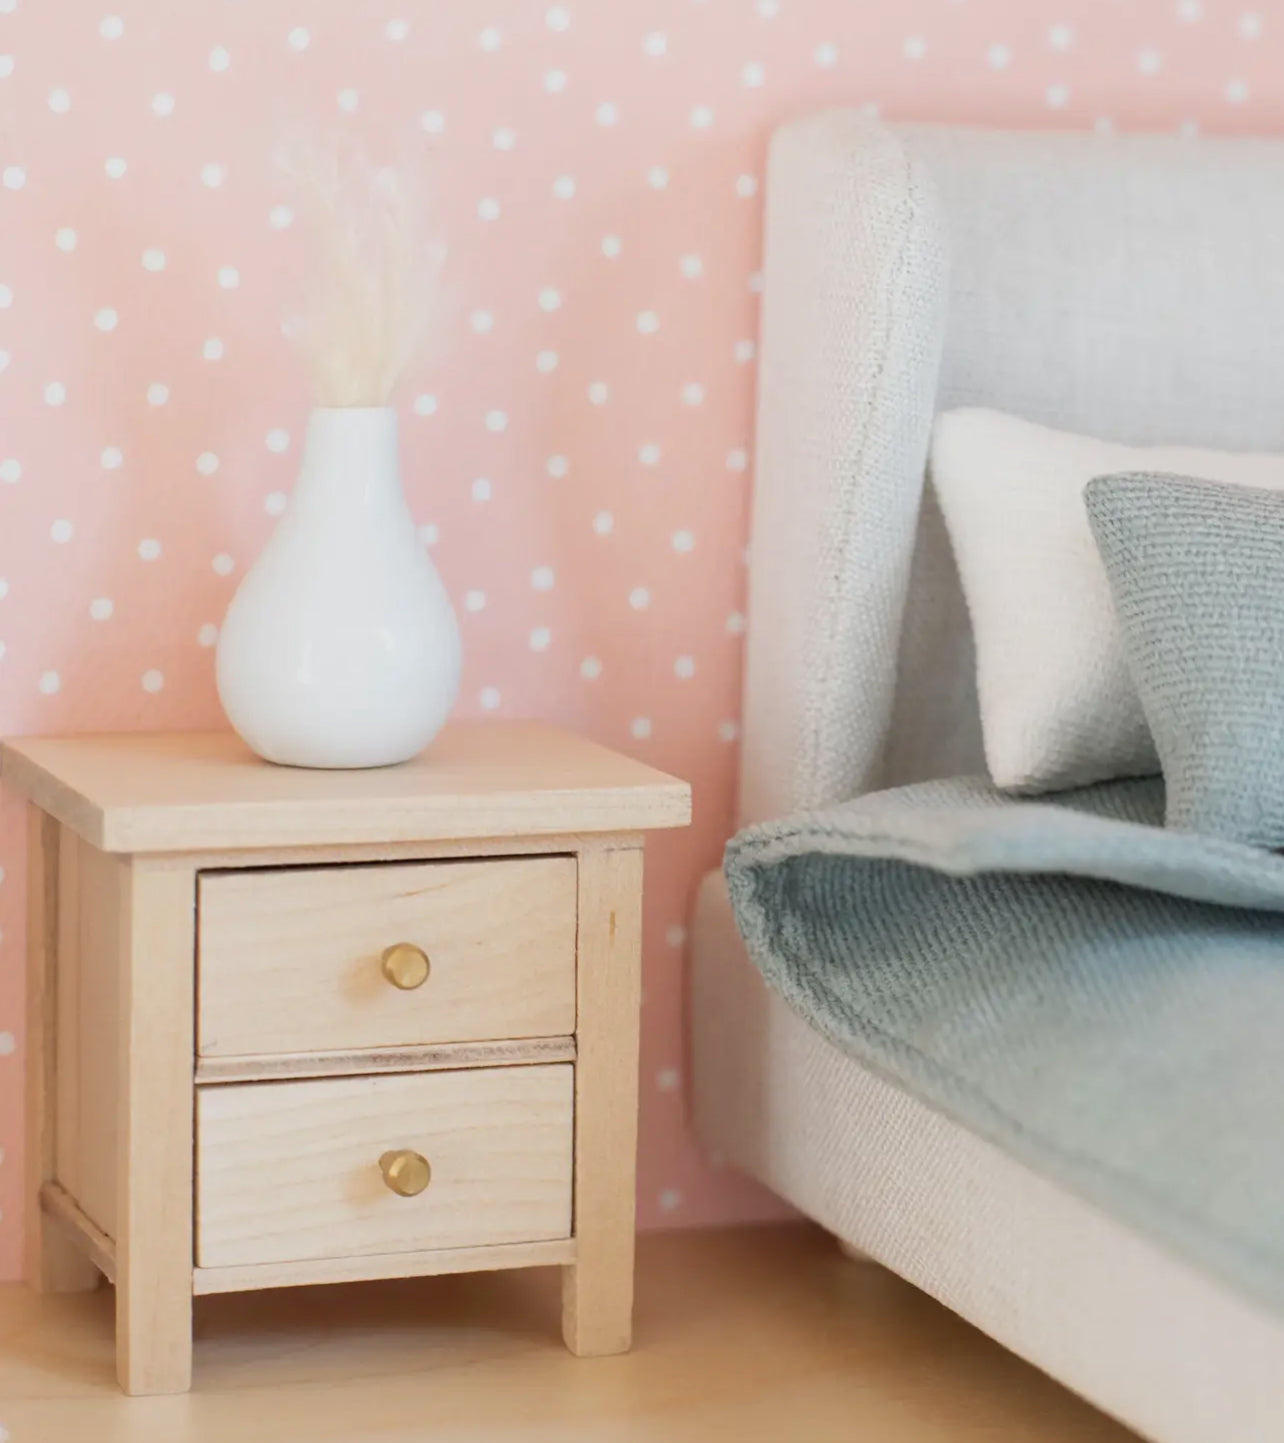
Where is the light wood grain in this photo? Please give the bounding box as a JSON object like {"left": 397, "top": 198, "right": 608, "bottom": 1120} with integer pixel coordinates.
{"left": 115, "top": 857, "right": 198, "bottom": 1396}
{"left": 40, "top": 1182, "right": 116, "bottom": 1283}
{"left": 195, "top": 1036, "right": 576, "bottom": 1085}
{"left": 0, "top": 723, "right": 691, "bottom": 853}
{"left": 53, "top": 826, "right": 81, "bottom": 1211}
{"left": 196, "top": 1065, "right": 575, "bottom": 1270}
{"left": 562, "top": 845, "right": 644, "bottom": 1357}
{"left": 193, "top": 1237, "right": 577, "bottom": 1294}
{"left": 24, "top": 808, "right": 100, "bottom": 1294}
{"left": 197, "top": 857, "right": 577, "bottom": 1058}
{"left": 0, "top": 1226, "right": 1139, "bottom": 1443}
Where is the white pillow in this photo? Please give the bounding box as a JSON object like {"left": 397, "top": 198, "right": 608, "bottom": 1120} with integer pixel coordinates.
{"left": 930, "top": 408, "right": 1284, "bottom": 793}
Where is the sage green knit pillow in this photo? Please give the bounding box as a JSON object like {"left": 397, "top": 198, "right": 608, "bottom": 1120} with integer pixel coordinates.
{"left": 1085, "top": 471, "right": 1284, "bottom": 849}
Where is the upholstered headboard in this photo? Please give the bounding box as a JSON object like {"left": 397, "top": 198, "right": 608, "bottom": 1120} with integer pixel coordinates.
{"left": 737, "top": 112, "right": 1284, "bottom": 826}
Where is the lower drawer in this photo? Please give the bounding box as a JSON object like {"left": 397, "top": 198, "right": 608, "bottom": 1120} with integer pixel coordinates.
{"left": 195, "top": 1064, "right": 574, "bottom": 1268}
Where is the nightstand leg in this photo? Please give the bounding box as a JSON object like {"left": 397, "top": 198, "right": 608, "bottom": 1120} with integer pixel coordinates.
{"left": 562, "top": 845, "right": 644, "bottom": 1357}
{"left": 24, "top": 809, "right": 99, "bottom": 1294}
{"left": 115, "top": 859, "right": 197, "bottom": 1396}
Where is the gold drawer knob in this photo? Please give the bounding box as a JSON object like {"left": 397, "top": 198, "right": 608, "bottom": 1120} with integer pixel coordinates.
{"left": 379, "top": 1149, "right": 432, "bottom": 1197}
{"left": 380, "top": 942, "right": 430, "bottom": 990}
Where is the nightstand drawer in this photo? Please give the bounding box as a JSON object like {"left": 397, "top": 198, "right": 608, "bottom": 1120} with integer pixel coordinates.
{"left": 197, "top": 857, "right": 577, "bottom": 1058}
{"left": 195, "top": 1064, "right": 575, "bottom": 1268}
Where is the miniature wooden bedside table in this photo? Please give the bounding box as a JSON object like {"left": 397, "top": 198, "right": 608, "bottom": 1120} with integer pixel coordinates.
{"left": 0, "top": 722, "right": 690, "bottom": 1395}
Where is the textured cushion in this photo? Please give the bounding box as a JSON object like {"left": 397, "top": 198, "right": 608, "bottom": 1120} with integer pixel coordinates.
{"left": 931, "top": 408, "right": 1284, "bottom": 793}
{"left": 1087, "top": 472, "right": 1284, "bottom": 848}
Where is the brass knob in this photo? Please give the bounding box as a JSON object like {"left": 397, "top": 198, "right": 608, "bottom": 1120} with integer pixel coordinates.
{"left": 380, "top": 942, "right": 430, "bottom": 990}
{"left": 379, "top": 1149, "right": 431, "bottom": 1197}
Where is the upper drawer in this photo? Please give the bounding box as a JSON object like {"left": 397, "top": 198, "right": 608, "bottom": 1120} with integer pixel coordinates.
{"left": 197, "top": 856, "right": 577, "bottom": 1058}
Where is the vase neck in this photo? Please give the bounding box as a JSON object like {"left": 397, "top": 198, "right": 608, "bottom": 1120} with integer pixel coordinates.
{"left": 296, "top": 407, "right": 401, "bottom": 511}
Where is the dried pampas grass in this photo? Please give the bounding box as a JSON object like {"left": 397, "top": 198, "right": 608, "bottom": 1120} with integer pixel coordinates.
{"left": 280, "top": 138, "right": 444, "bottom": 408}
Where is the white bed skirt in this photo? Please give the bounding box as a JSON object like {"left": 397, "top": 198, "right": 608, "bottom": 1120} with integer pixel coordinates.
{"left": 690, "top": 868, "right": 1284, "bottom": 1443}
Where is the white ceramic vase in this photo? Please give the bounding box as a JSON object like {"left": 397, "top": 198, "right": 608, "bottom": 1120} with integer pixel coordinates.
{"left": 216, "top": 406, "right": 461, "bottom": 768}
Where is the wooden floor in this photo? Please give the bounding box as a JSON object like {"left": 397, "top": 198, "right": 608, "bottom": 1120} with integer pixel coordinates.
{"left": 0, "top": 1224, "right": 1137, "bottom": 1442}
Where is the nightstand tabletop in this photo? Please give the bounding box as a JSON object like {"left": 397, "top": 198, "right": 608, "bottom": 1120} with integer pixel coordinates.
{"left": 0, "top": 722, "right": 691, "bottom": 853}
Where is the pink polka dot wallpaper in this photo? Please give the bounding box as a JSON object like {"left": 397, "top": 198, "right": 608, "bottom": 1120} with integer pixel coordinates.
{"left": 1, "top": 0, "right": 1282, "bottom": 1276}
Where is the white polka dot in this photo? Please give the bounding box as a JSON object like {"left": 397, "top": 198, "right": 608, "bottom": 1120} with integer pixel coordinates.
{"left": 536, "top": 350, "right": 558, "bottom": 372}
{"left": 643, "top": 31, "right": 667, "bottom": 56}
{"left": 209, "top": 45, "right": 231, "bottom": 72}
{"left": 337, "top": 88, "right": 359, "bottom": 112}
{"left": 151, "top": 92, "right": 175, "bottom": 117}
{"left": 100, "top": 14, "right": 124, "bottom": 38}
{"left": 212, "top": 552, "right": 234, "bottom": 576}
{"left": 1137, "top": 48, "right": 1163, "bottom": 75}
{"left": 647, "top": 166, "right": 669, "bottom": 190}
{"left": 734, "top": 339, "right": 756, "bottom": 363}
{"left": 268, "top": 204, "right": 294, "bottom": 230}
{"left": 94, "top": 307, "right": 118, "bottom": 332}
{"left": 38, "top": 672, "right": 60, "bottom": 696}
{"left": 529, "top": 626, "right": 552, "bottom": 651}
{"left": 385, "top": 18, "right": 409, "bottom": 41}
{"left": 588, "top": 381, "right": 609, "bottom": 405}
{"left": 735, "top": 173, "right": 759, "bottom": 198}
{"left": 101, "top": 446, "right": 123, "bottom": 470}
{"left": 742, "top": 61, "right": 764, "bottom": 87}
{"left": 814, "top": 41, "right": 838, "bottom": 67}
{"left": 727, "top": 609, "right": 747, "bottom": 635}
{"left": 0, "top": 578, "right": 8, "bottom": 599}
{"left": 288, "top": 26, "right": 310, "bottom": 50}
{"left": 658, "top": 1187, "right": 682, "bottom": 1212}
{"left": 657, "top": 1066, "right": 680, "bottom": 1091}
{"left": 592, "top": 510, "right": 614, "bottom": 535}
{"left": 479, "top": 685, "right": 502, "bottom": 711}
{"left": 146, "top": 382, "right": 169, "bottom": 406}
{"left": 538, "top": 287, "right": 563, "bottom": 312}
{"left": 580, "top": 656, "right": 602, "bottom": 679}
{"left": 105, "top": 156, "right": 127, "bottom": 179}
{"left": 718, "top": 719, "right": 741, "bottom": 743}
{"left": 0, "top": 459, "right": 19, "bottom": 483}
{"left": 1049, "top": 24, "right": 1074, "bottom": 49}
{"left": 680, "top": 254, "right": 703, "bottom": 279}
{"left": 681, "top": 382, "right": 705, "bottom": 407}
{"left": 1177, "top": 0, "right": 1202, "bottom": 20}
{"left": 478, "top": 25, "right": 502, "bottom": 51}
{"left": 987, "top": 42, "right": 1012, "bottom": 68}
{"left": 553, "top": 174, "right": 576, "bottom": 199}
{"left": 464, "top": 589, "right": 486, "bottom": 612}
{"left": 1046, "top": 83, "right": 1070, "bottom": 108}
{"left": 674, "top": 655, "right": 696, "bottom": 679}
{"left": 142, "top": 248, "right": 166, "bottom": 272}
{"left": 201, "top": 162, "right": 226, "bottom": 188}
{"left": 596, "top": 101, "right": 619, "bottom": 126}
{"left": 471, "top": 476, "right": 492, "bottom": 501}
{"left": 639, "top": 442, "right": 661, "bottom": 466}
{"left": 690, "top": 105, "right": 714, "bottom": 129}
{"left": 1226, "top": 77, "right": 1250, "bottom": 103}
{"left": 630, "top": 717, "right": 652, "bottom": 740}
{"left": 266, "top": 428, "right": 290, "bottom": 453}
{"left": 546, "top": 454, "right": 568, "bottom": 478}
{"left": 198, "top": 622, "right": 219, "bottom": 647}
{"left": 217, "top": 266, "right": 240, "bottom": 289}
{"left": 484, "top": 409, "right": 508, "bottom": 433}
{"left": 531, "top": 565, "right": 555, "bottom": 590}
{"left": 636, "top": 310, "right": 660, "bottom": 334}
{"left": 0, "top": 55, "right": 11, "bottom": 78}
{"left": 48, "top": 88, "right": 71, "bottom": 113}
{"left": 89, "top": 597, "right": 113, "bottom": 621}
{"left": 546, "top": 5, "right": 571, "bottom": 30}
{"left": 672, "top": 530, "right": 694, "bottom": 552}
{"left": 203, "top": 337, "right": 224, "bottom": 361}
{"left": 420, "top": 523, "right": 439, "bottom": 546}
{"left": 137, "top": 537, "right": 161, "bottom": 560}
{"left": 44, "top": 382, "right": 66, "bottom": 407}
{"left": 492, "top": 126, "right": 516, "bottom": 151}
{"left": 420, "top": 109, "right": 445, "bottom": 134}
{"left": 601, "top": 234, "right": 622, "bottom": 258}
{"left": 50, "top": 519, "right": 73, "bottom": 543}
{"left": 544, "top": 69, "right": 567, "bottom": 93}
{"left": 629, "top": 586, "right": 650, "bottom": 610}
{"left": 413, "top": 393, "right": 437, "bottom": 416}
{"left": 903, "top": 35, "right": 926, "bottom": 60}
{"left": 470, "top": 309, "right": 494, "bottom": 333}
{"left": 477, "top": 197, "right": 501, "bottom": 221}
{"left": 0, "top": 349, "right": 8, "bottom": 371}
{"left": 141, "top": 669, "right": 164, "bottom": 693}
{"left": 264, "top": 491, "right": 287, "bottom": 516}
{"left": 196, "top": 451, "right": 219, "bottom": 476}
{"left": 757, "top": 0, "right": 780, "bottom": 14}
{"left": 2, "top": 165, "right": 24, "bottom": 190}
{"left": 1239, "top": 11, "right": 1263, "bottom": 38}
{"left": 0, "top": 284, "right": 10, "bottom": 309}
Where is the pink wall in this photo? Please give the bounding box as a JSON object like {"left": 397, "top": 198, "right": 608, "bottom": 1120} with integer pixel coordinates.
{"left": 1, "top": 0, "right": 1281, "bottom": 1278}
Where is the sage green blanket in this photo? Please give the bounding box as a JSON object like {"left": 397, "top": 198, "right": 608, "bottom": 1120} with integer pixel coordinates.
{"left": 726, "top": 775, "right": 1284, "bottom": 1316}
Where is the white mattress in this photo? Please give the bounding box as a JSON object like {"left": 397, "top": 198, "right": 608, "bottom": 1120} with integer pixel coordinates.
{"left": 690, "top": 869, "right": 1284, "bottom": 1443}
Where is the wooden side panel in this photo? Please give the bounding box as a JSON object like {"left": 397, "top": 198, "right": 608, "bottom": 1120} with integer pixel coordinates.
{"left": 562, "top": 844, "right": 645, "bottom": 1357}
{"left": 53, "top": 827, "right": 81, "bottom": 1205}
{"left": 75, "top": 842, "right": 123, "bottom": 1238}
